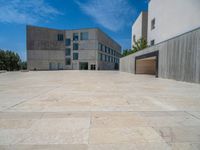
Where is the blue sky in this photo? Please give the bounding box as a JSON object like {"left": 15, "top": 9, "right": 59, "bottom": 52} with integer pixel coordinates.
{"left": 0, "top": 0, "right": 148, "bottom": 61}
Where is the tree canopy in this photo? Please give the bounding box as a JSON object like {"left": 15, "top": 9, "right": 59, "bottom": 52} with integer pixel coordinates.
{"left": 122, "top": 38, "right": 148, "bottom": 57}
{"left": 0, "top": 49, "right": 26, "bottom": 71}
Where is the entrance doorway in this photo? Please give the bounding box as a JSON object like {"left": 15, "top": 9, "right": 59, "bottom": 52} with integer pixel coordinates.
{"left": 91, "top": 64, "right": 96, "bottom": 70}
{"left": 135, "top": 51, "right": 159, "bottom": 77}
{"left": 79, "top": 62, "right": 88, "bottom": 70}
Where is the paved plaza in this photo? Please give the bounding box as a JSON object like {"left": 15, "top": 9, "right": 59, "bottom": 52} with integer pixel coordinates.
{"left": 0, "top": 71, "right": 200, "bottom": 150}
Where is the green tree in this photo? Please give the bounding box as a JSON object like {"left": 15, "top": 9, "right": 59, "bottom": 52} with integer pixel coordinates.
{"left": 20, "top": 61, "right": 27, "bottom": 70}
{"left": 0, "top": 49, "right": 22, "bottom": 71}
{"left": 132, "top": 38, "right": 148, "bottom": 52}
{"left": 122, "top": 38, "right": 148, "bottom": 57}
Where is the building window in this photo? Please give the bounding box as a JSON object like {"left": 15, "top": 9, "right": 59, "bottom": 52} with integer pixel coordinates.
{"left": 111, "top": 49, "right": 113, "bottom": 55}
{"left": 100, "top": 53, "right": 103, "bottom": 61}
{"left": 73, "top": 53, "right": 79, "bottom": 60}
{"left": 91, "top": 64, "right": 96, "bottom": 70}
{"left": 105, "top": 46, "right": 107, "bottom": 53}
{"left": 151, "top": 40, "right": 155, "bottom": 46}
{"left": 65, "top": 48, "right": 71, "bottom": 56}
{"left": 108, "top": 56, "right": 111, "bottom": 62}
{"left": 65, "top": 58, "right": 71, "bottom": 65}
{"left": 133, "top": 35, "right": 136, "bottom": 43}
{"left": 80, "top": 32, "right": 89, "bottom": 40}
{"left": 73, "top": 33, "right": 79, "bottom": 41}
{"left": 99, "top": 43, "right": 103, "bottom": 51}
{"left": 105, "top": 55, "right": 107, "bottom": 62}
{"left": 65, "top": 39, "right": 71, "bottom": 46}
{"left": 57, "top": 34, "right": 64, "bottom": 41}
{"left": 98, "top": 43, "right": 101, "bottom": 51}
{"left": 151, "top": 18, "right": 155, "bottom": 30}
{"left": 102, "top": 54, "right": 105, "bottom": 61}
{"left": 98, "top": 53, "right": 101, "bottom": 60}
{"left": 108, "top": 48, "right": 110, "bottom": 54}
{"left": 73, "top": 43, "right": 79, "bottom": 50}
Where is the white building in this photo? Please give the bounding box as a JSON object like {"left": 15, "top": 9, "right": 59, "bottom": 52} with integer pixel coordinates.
{"left": 131, "top": 12, "right": 148, "bottom": 48}
{"left": 132, "top": 0, "right": 200, "bottom": 46}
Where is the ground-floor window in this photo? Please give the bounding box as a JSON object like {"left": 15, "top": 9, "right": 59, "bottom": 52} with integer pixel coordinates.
{"left": 91, "top": 64, "right": 96, "bottom": 70}
{"left": 65, "top": 58, "right": 71, "bottom": 65}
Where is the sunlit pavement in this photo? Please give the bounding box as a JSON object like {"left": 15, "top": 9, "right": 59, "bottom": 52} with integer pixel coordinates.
{"left": 0, "top": 71, "right": 200, "bottom": 150}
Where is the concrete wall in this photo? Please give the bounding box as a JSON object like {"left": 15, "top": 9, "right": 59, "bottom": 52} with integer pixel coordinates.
{"left": 148, "top": 0, "right": 200, "bottom": 44}
{"left": 27, "top": 26, "right": 66, "bottom": 70}
{"left": 97, "top": 29, "right": 121, "bottom": 70}
{"left": 131, "top": 12, "right": 148, "bottom": 47}
{"left": 120, "top": 27, "right": 200, "bottom": 84}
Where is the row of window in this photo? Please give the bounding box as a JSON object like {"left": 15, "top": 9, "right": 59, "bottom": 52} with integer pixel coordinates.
{"left": 98, "top": 53, "right": 119, "bottom": 63}
{"left": 98, "top": 43, "right": 121, "bottom": 58}
{"left": 64, "top": 32, "right": 89, "bottom": 46}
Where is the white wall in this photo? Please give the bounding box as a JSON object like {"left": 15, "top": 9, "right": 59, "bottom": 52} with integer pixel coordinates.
{"left": 131, "top": 13, "right": 143, "bottom": 47}
{"left": 148, "top": 0, "right": 200, "bottom": 44}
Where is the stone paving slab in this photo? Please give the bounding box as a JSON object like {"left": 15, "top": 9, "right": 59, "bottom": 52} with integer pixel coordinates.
{"left": 0, "top": 71, "right": 200, "bottom": 149}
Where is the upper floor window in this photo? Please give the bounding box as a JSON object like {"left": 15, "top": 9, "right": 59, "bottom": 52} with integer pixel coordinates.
{"left": 151, "top": 18, "right": 155, "bottom": 30}
{"left": 111, "top": 49, "right": 113, "bottom": 55}
{"left": 105, "top": 46, "right": 107, "bottom": 53}
{"left": 100, "top": 53, "right": 103, "bottom": 61}
{"left": 73, "top": 43, "right": 79, "bottom": 50}
{"left": 65, "top": 48, "right": 71, "bottom": 56}
{"left": 99, "top": 53, "right": 103, "bottom": 61}
{"left": 113, "top": 51, "right": 116, "bottom": 56}
{"left": 73, "top": 33, "right": 79, "bottom": 41}
{"left": 65, "top": 58, "right": 71, "bottom": 65}
{"left": 99, "top": 43, "right": 103, "bottom": 51}
{"left": 73, "top": 53, "right": 79, "bottom": 60}
{"left": 81, "top": 32, "right": 89, "bottom": 40}
{"left": 151, "top": 40, "right": 155, "bottom": 46}
{"left": 108, "top": 48, "right": 110, "bottom": 54}
{"left": 133, "top": 35, "right": 136, "bottom": 43}
{"left": 65, "top": 39, "right": 71, "bottom": 46}
{"left": 57, "top": 34, "right": 64, "bottom": 41}
{"left": 108, "top": 56, "right": 111, "bottom": 62}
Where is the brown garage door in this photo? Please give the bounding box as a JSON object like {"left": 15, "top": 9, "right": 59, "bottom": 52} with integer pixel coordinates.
{"left": 135, "top": 51, "right": 159, "bottom": 77}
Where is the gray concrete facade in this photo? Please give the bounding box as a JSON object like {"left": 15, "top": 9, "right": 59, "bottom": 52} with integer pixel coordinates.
{"left": 120, "top": 27, "right": 200, "bottom": 84}
{"left": 27, "top": 26, "right": 121, "bottom": 71}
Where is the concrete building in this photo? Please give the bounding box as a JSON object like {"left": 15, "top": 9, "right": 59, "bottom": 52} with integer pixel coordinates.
{"left": 27, "top": 26, "right": 121, "bottom": 71}
{"left": 121, "top": 0, "right": 200, "bottom": 83}
{"left": 132, "top": 0, "right": 200, "bottom": 46}
{"left": 131, "top": 11, "right": 148, "bottom": 48}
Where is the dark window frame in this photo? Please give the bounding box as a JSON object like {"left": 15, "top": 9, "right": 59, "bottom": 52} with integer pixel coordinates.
{"left": 73, "top": 33, "right": 79, "bottom": 41}
{"left": 65, "top": 48, "right": 71, "bottom": 56}
{"left": 65, "top": 39, "right": 71, "bottom": 46}
{"left": 65, "top": 58, "right": 71, "bottom": 65}
{"left": 80, "top": 32, "right": 89, "bottom": 40}
{"left": 57, "top": 34, "right": 64, "bottom": 41}
{"left": 73, "top": 53, "right": 79, "bottom": 60}
{"left": 151, "top": 18, "right": 156, "bottom": 30}
{"left": 73, "top": 43, "right": 79, "bottom": 50}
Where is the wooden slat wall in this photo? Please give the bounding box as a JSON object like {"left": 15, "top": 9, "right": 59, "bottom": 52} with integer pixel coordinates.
{"left": 120, "top": 28, "right": 200, "bottom": 84}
